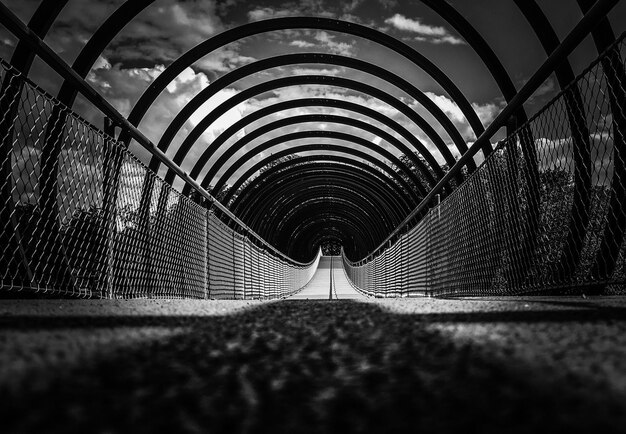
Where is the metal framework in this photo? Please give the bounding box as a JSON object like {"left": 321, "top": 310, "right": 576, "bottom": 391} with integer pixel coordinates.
{"left": 177, "top": 97, "right": 444, "bottom": 192}
{"left": 0, "top": 0, "right": 624, "bottom": 297}
{"left": 200, "top": 113, "right": 431, "bottom": 196}
{"left": 230, "top": 156, "right": 416, "bottom": 210}
{"left": 345, "top": 9, "right": 626, "bottom": 295}
{"left": 222, "top": 147, "right": 421, "bottom": 207}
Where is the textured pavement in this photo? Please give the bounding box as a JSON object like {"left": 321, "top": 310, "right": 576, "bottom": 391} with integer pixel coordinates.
{"left": 1, "top": 296, "right": 625, "bottom": 433}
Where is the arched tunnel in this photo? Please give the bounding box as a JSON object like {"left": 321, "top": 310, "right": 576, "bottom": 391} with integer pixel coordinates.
{"left": 0, "top": 0, "right": 617, "bottom": 264}
{"left": 1, "top": 0, "right": 625, "bottom": 276}
{"left": 1, "top": 0, "right": 626, "bottom": 432}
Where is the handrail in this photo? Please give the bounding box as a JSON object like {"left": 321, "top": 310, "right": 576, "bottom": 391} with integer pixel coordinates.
{"left": 0, "top": 2, "right": 308, "bottom": 266}
{"left": 362, "top": 0, "right": 620, "bottom": 261}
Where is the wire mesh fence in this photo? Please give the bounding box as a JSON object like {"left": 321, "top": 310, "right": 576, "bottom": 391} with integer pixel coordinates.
{"left": 344, "top": 32, "right": 626, "bottom": 297}
{"left": 0, "top": 58, "right": 319, "bottom": 299}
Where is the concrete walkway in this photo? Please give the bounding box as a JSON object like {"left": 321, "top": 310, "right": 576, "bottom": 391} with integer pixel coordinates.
{"left": 289, "top": 256, "right": 365, "bottom": 300}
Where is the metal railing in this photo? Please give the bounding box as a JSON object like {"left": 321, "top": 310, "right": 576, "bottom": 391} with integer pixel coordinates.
{"left": 343, "top": 31, "right": 626, "bottom": 297}
{"left": 0, "top": 59, "right": 320, "bottom": 298}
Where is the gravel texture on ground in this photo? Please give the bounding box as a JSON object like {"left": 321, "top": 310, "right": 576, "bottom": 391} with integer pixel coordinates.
{"left": 1, "top": 297, "right": 625, "bottom": 433}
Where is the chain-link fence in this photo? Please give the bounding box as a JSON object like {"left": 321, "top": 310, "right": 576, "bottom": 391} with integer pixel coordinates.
{"left": 344, "top": 32, "right": 626, "bottom": 297}
{"left": 0, "top": 58, "right": 320, "bottom": 299}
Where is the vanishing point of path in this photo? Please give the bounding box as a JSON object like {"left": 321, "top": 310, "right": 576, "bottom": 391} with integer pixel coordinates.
{"left": 289, "top": 256, "right": 365, "bottom": 300}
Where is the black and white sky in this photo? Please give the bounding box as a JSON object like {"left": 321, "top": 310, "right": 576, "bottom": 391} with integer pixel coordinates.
{"left": 1, "top": 0, "right": 625, "bottom": 186}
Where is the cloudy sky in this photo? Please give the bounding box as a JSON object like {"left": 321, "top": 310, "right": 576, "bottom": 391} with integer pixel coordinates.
{"left": 2, "top": 0, "right": 625, "bottom": 190}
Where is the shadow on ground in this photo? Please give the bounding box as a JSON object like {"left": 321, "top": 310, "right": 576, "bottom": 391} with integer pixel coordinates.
{"left": 1, "top": 299, "right": 625, "bottom": 433}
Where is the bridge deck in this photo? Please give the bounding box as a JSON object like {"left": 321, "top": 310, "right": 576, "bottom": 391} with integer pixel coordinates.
{"left": 1, "top": 296, "right": 625, "bottom": 432}
{"left": 288, "top": 256, "right": 365, "bottom": 300}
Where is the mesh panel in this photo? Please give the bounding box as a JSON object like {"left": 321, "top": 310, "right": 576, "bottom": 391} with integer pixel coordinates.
{"left": 344, "top": 32, "right": 626, "bottom": 297}
{"left": 0, "top": 59, "right": 318, "bottom": 299}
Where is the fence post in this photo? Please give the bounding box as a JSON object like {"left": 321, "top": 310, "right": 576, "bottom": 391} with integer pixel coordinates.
{"left": 103, "top": 117, "right": 116, "bottom": 299}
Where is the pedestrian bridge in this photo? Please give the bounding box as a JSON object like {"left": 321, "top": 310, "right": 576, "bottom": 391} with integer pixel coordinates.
{"left": 0, "top": 1, "right": 625, "bottom": 301}
{"left": 1, "top": 2, "right": 626, "bottom": 432}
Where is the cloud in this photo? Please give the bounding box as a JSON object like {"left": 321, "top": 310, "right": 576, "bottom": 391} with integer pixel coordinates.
{"left": 184, "top": 81, "right": 504, "bottom": 185}
{"left": 188, "top": 88, "right": 246, "bottom": 143}
{"left": 247, "top": 4, "right": 336, "bottom": 21}
{"left": 100, "top": 0, "right": 225, "bottom": 67}
{"left": 84, "top": 59, "right": 241, "bottom": 172}
{"left": 407, "top": 92, "right": 504, "bottom": 147}
{"left": 290, "top": 40, "right": 316, "bottom": 48}
{"left": 248, "top": 7, "right": 284, "bottom": 21}
{"left": 431, "top": 35, "right": 466, "bottom": 45}
{"left": 290, "top": 67, "right": 344, "bottom": 76}
{"left": 342, "top": 0, "right": 365, "bottom": 13}
{"left": 425, "top": 92, "right": 466, "bottom": 124}
{"left": 193, "top": 45, "right": 256, "bottom": 73}
{"left": 378, "top": 0, "right": 398, "bottom": 9}
{"left": 528, "top": 77, "right": 556, "bottom": 101}
{"left": 314, "top": 31, "right": 355, "bottom": 56}
{"left": 384, "top": 13, "right": 466, "bottom": 45}
{"left": 385, "top": 14, "right": 447, "bottom": 36}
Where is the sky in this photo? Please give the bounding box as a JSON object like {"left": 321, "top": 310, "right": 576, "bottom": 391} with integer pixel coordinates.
{"left": 1, "top": 0, "right": 625, "bottom": 190}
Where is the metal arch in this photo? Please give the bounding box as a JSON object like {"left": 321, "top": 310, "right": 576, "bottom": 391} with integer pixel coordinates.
{"left": 54, "top": 0, "right": 155, "bottom": 107}
{"left": 31, "top": 1, "right": 154, "bottom": 296}
{"left": 286, "top": 210, "right": 379, "bottom": 249}
{"left": 576, "top": 0, "right": 626, "bottom": 283}
{"left": 514, "top": 0, "right": 593, "bottom": 283}
{"left": 35, "top": 3, "right": 158, "bottom": 292}
{"left": 172, "top": 75, "right": 458, "bottom": 188}
{"left": 307, "top": 229, "right": 347, "bottom": 257}
{"left": 308, "top": 232, "right": 347, "bottom": 254}
{"left": 45, "top": 6, "right": 534, "bottom": 203}
{"left": 43, "top": 2, "right": 527, "bottom": 150}
{"left": 270, "top": 195, "right": 388, "bottom": 246}
{"left": 309, "top": 229, "right": 344, "bottom": 247}
{"left": 223, "top": 144, "right": 421, "bottom": 206}
{"left": 292, "top": 223, "right": 369, "bottom": 261}
{"left": 121, "top": 16, "right": 491, "bottom": 155}
{"left": 200, "top": 129, "right": 427, "bottom": 198}
{"left": 229, "top": 156, "right": 416, "bottom": 212}
{"left": 252, "top": 169, "right": 410, "bottom": 237}
{"left": 203, "top": 113, "right": 432, "bottom": 196}
{"left": 265, "top": 190, "right": 393, "bottom": 240}
{"left": 235, "top": 160, "right": 415, "bottom": 219}
{"left": 242, "top": 177, "right": 401, "bottom": 238}
{"left": 25, "top": 6, "right": 528, "bottom": 262}
{"left": 255, "top": 192, "right": 397, "bottom": 248}
{"left": 421, "top": 0, "right": 541, "bottom": 281}
{"left": 419, "top": 2, "right": 541, "bottom": 286}
{"left": 279, "top": 207, "right": 383, "bottom": 255}
{"left": 175, "top": 93, "right": 443, "bottom": 196}
{"left": 206, "top": 131, "right": 423, "bottom": 198}
{"left": 286, "top": 215, "right": 377, "bottom": 259}
{"left": 0, "top": 0, "right": 68, "bottom": 286}
{"left": 29, "top": 2, "right": 536, "bottom": 268}
{"left": 270, "top": 195, "right": 393, "bottom": 247}
{"left": 288, "top": 218, "right": 374, "bottom": 261}
{"left": 273, "top": 195, "right": 388, "bottom": 234}
{"left": 273, "top": 194, "right": 385, "bottom": 241}
{"left": 299, "top": 220, "right": 364, "bottom": 251}
{"left": 155, "top": 52, "right": 471, "bottom": 179}
{"left": 308, "top": 230, "right": 347, "bottom": 255}
{"left": 8, "top": 0, "right": 68, "bottom": 73}
{"left": 418, "top": 0, "right": 527, "bottom": 122}
{"left": 177, "top": 96, "right": 442, "bottom": 196}
{"left": 241, "top": 172, "right": 406, "bottom": 236}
